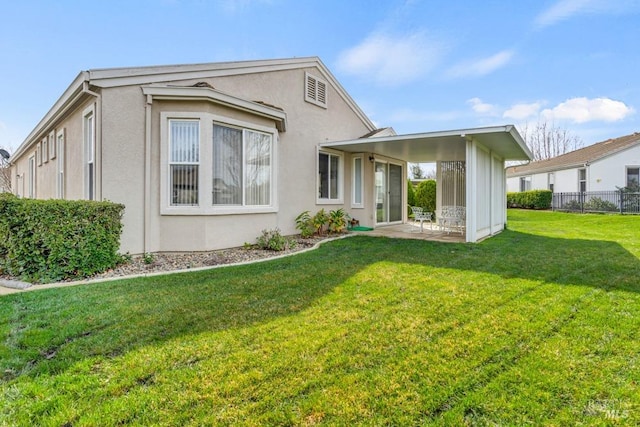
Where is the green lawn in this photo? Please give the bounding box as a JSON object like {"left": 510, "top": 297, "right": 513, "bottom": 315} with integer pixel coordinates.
{"left": 1, "top": 210, "right": 639, "bottom": 425}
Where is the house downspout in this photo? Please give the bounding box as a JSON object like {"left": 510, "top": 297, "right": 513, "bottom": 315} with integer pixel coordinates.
{"left": 82, "top": 81, "right": 102, "bottom": 200}
{"left": 144, "top": 94, "right": 153, "bottom": 254}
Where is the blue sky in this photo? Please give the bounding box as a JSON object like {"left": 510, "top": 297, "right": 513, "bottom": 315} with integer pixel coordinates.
{"left": 1, "top": 0, "right": 639, "bottom": 153}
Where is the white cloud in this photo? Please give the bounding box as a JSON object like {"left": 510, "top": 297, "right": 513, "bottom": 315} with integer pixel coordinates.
{"left": 541, "top": 97, "right": 635, "bottom": 123}
{"left": 336, "top": 31, "right": 445, "bottom": 86}
{"left": 534, "top": 0, "right": 640, "bottom": 28}
{"left": 467, "top": 98, "right": 498, "bottom": 115}
{"left": 446, "top": 50, "right": 514, "bottom": 79}
{"left": 503, "top": 101, "right": 544, "bottom": 121}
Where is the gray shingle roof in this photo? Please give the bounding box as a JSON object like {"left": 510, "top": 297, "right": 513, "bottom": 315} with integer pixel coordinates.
{"left": 507, "top": 132, "right": 640, "bottom": 177}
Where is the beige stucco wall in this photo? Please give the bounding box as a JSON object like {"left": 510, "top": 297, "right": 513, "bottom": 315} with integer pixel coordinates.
{"left": 9, "top": 64, "right": 388, "bottom": 254}
{"left": 98, "top": 66, "right": 376, "bottom": 253}
{"left": 10, "top": 98, "right": 95, "bottom": 201}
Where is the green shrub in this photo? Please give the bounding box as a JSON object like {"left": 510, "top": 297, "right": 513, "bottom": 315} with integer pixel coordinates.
{"left": 312, "top": 209, "right": 329, "bottom": 235}
{"left": 295, "top": 211, "right": 315, "bottom": 238}
{"left": 328, "top": 208, "right": 347, "bottom": 234}
{"left": 256, "top": 228, "right": 296, "bottom": 251}
{"left": 414, "top": 180, "right": 436, "bottom": 213}
{"left": 0, "top": 195, "right": 124, "bottom": 283}
{"left": 584, "top": 197, "right": 618, "bottom": 212}
{"left": 507, "top": 190, "right": 552, "bottom": 210}
{"left": 407, "top": 180, "right": 416, "bottom": 215}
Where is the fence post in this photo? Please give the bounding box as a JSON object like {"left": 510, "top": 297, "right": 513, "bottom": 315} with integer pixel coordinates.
{"left": 619, "top": 190, "right": 624, "bottom": 214}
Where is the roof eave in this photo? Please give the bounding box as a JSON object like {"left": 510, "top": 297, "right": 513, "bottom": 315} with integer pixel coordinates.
{"left": 12, "top": 71, "right": 90, "bottom": 160}
{"left": 142, "top": 85, "right": 288, "bottom": 132}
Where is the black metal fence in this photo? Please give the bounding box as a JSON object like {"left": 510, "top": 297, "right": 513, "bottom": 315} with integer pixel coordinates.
{"left": 552, "top": 191, "right": 640, "bottom": 214}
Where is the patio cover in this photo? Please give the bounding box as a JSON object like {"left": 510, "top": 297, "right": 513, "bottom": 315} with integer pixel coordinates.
{"left": 319, "top": 125, "right": 531, "bottom": 162}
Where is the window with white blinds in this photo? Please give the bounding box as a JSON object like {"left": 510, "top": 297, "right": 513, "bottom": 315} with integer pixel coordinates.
{"left": 161, "top": 112, "right": 276, "bottom": 214}
{"left": 170, "top": 120, "right": 200, "bottom": 206}
{"left": 213, "top": 124, "right": 272, "bottom": 206}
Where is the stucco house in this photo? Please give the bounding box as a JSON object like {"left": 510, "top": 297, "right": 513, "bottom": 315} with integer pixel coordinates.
{"left": 506, "top": 132, "right": 640, "bottom": 193}
{"left": 9, "top": 57, "right": 531, "bottom": 254}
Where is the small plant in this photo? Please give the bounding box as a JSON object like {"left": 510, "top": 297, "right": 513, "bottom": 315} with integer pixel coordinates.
{"left": 256, "top": 228, "right": 296, "bottom": 251}
{"left": 584, "top": 197, "right": 618, "bottom": 212}
{"left": 328, "top": 208, "right": 347, "bottom": 234}
{"left": 295, "top": 210, "right": 315, "bottom": 238}
{"left": 312, "top": 209, "right": 329, "bottom": 235}
{"left": 143, "top": 252, "right": 155, "bottom": 265}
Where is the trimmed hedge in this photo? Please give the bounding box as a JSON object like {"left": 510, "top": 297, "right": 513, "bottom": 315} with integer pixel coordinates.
{"left": 0, "top": 193, "right": 124, "bottom": 283}
{"left": 507, "top": 190, "right": 552, "bottom": 210}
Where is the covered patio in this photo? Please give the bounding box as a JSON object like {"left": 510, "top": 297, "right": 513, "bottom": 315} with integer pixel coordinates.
{"left": 321, "top": 125, "right": 532, "bottom": 243}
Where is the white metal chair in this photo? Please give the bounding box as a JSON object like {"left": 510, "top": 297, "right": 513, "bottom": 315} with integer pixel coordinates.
{"left": 410, "top": 206, "right": 433, "bottom": 232}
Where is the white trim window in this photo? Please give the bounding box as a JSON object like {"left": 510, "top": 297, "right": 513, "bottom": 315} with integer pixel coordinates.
{"left": 305, "top": 72, "right": 327, "bottom": 108}
{"left": 212, "top": 124, "right": 272, "bottom": 207}
{"left": 161, "top": 112, "right": 277, "bottom": 215}
{"left": 42, "top": 137, "right": 49, "bottom": 163}
{"left": 626, "top": 166, "right": 639, "bottom": 188}
{"left": 317, "top": 149, "right": 343, "bottom": 203}
{"left": 49, "top": 131, "right": 56, "bottom": 161}
{"left": 519, "top": 176, "right": 531, "bottom": 192}
{"left": 578, "top": 168, "right": 587, "bottom": 192}
{"left": 56, "top": 129, "right": 65, "bottom": 198}
{"left": 169, "top": 120, "right": 200, "bottom": 206}
{"left": 37, "top": 142, "right": 43, "bottom": 166}
{"left": 352, "top": 155, "right": 364, "bottom": 208}
{"left": 83, "top": 107, "right": 95, "bottom": 200}
{"left": 28, "top": 154, "right": 36, "bottom": 198}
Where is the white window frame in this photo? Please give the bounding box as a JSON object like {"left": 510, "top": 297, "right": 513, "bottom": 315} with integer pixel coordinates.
{"left": 160, "top": 111, "right": 278, "bottom": 215}
{"left": 352, "top": 155, "right": 364, "bottom": 208}
{"left": 578, "top": 168, "right": 587, "bottom": 192}
{"left": 49, "top": 131, "right": 56, "bottom": 161}
{"left": 305, "top": 72, "right": 328, "bottom": 108}
{"left": 519, "top": 176, "right": 531, "bottom": 192}
{"left": 625, "top": 166, "right": 640, "bottom": 188}
{"left": 28, "top": 154, "right": 36, "bottom": 198}
{"left": 56, "top": 128, "right": 65, "bottom": 199}
{"left": 83, "top": 106, "right": 96, "bottom": 200}
{"left": 317, "top": 148, "right": 344, "bottom": 204}
{"left": 169, "top": 118, "right": 201, "bottom": 207}
{"left": 37, "top": 142, "right": 42, "bottom": 166}
{"left": 42, "top": 137, "right": 49, "bottom": 163}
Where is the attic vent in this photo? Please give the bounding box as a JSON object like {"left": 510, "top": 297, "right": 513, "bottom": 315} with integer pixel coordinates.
{"left": 305, "top": 72, "right": 327, "bottom": 108}
{"left": 191, "top": 81, "right": 215, "bottom": 89}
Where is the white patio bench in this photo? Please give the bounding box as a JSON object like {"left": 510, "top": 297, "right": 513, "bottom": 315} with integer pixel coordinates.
{"left": 438, "top": 205, "right": 465, "bottom": 235}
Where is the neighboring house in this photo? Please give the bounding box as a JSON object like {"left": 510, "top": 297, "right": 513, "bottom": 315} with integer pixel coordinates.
{"left": 506, "top": 132, "right": 640, "bottom": 193}
{"left": 9, "top": 57, "right": 531, "bottom": 254}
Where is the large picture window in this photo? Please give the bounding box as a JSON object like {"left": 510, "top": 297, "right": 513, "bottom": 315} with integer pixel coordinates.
{"left": 212, "top": 125, "right": 272, "bottom": 206}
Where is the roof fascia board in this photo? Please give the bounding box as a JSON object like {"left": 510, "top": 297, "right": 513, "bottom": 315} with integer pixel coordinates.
{"left": 89, "top": 56, "right": 375, "bottom": 132}
{"left": 90, "top": 58, "right": 320, "bottom": 88}
{"left": 13, "top": 72, "right": 90, "bottom": 160}
{"left": 506, "top": 162, "right": 584, "bottom": 177}
{"left": 322, "top": 125, "right": 519, "bottom": 147}
{"left": 142, "top": 85, "right": 287, "bottom": 132}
